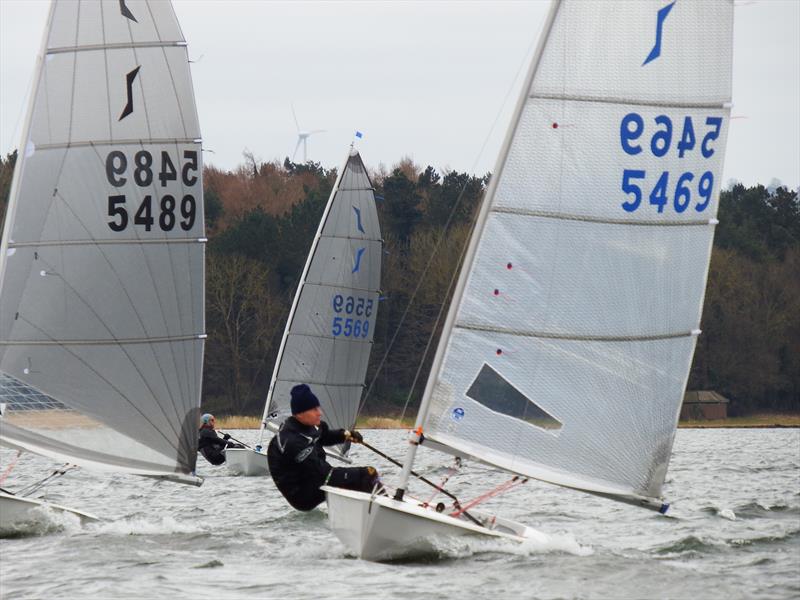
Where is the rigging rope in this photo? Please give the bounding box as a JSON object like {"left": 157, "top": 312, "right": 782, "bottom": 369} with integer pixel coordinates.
{"left": 360, "top": 440, "right": 481, "bottom": 526}
{"left": 358, "top": 35, "right": 539, "bottom": 419}
{"left": 450, "top": 476, "right": 529, "bottom": 517}
{"left": 0, "top": 450, "right": 21, "bottom": 486}
{"left": 17, "top": 464, "right": 76, "bottom": 498}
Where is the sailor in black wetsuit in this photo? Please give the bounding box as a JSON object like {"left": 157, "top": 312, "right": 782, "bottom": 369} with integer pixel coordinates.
{"left": 267, "top": 384, "right": 380, "bottom": 511}
{"left": 197, "top": 413, "right": 244, "bottom": 465}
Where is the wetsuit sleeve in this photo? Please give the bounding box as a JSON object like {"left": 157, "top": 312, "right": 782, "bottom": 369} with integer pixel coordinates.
{"left": 319, "top": 422, "right": 347, "bottom": 446}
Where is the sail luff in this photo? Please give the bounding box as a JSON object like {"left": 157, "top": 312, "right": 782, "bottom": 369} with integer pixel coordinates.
{"left": 0, "top": 1, "right": 55, "bottom": 283}
{"left": 258, "top": 148, "right": 353, "bottom": 436}
{"left": 393, "top": 0, "right": 563, "bottom": 494}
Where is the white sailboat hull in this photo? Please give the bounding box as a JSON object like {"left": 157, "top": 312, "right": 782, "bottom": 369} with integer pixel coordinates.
{"left": 0, "top": 491, "right": 100, "bottom": 535}
{"left": 323, "top": 486, "right": 547, "bottom": 561}
{"left": 225, "top": 448, "right": 269, "bottom": 476}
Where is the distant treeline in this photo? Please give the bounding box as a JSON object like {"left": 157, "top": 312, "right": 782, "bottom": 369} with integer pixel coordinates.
{"left": 0, "top": 150, "right": 798, "bottom": 417}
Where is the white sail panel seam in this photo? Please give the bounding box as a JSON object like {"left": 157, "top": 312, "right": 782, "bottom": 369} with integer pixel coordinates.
{"left": 302, "top": 281, "right": 379, "bottom": 294}
{"left": 529, "top": 93, "right": 727, "bottom": 110}
{"left": 456, "top": 322, "right": 699, "bottom": 342}
{"left": 274, "top": 378, "right": 366, "bottom": 389}
{"left": 319, "top": 235, "right": 383, "bottom": 242}
{"left": 34, "top": 138, "right": 198, "bottom": 150}
{"left": 9, "top": 238, "right": 206, "bottom": 248}
{"left": 47, "top": 42, "right": 186, "bottom": 55}
{"left": 1, "top": 335, "right": 204, "bottom": 346}
{"left": 491, "top": 207, "right": 717, "bottom": 227}
{"left": 287, "top": 332, "right": 374, "bottom": 344}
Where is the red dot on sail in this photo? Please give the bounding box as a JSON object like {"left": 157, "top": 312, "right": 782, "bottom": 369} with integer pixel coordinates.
{"left": 496, "top": 349, "right": 503, "bottom": 355}
{"left": 552, "top": 122, "right": 559, "bottom": 129}
{"left": 493, "top": 289, "right": 500, "bottom": 296}
{"left": 506, "top": 262, "right": 513, "bottom": 270}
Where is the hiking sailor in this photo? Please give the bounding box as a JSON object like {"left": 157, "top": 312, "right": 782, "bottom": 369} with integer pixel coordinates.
{"left": 197, "top": 413, "right": 244, "bottom": 465}
{"left": 268, "top": 384, "right": 380, "bottom": 511}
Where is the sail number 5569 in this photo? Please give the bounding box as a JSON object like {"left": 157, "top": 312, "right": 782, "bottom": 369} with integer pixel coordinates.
{"left": 331, "top": 294, "right": 373, "bottom": 338}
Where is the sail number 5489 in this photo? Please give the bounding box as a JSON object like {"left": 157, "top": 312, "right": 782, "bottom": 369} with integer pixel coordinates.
{"left": 105, "top": 149, "right": 198, "bottom": 232}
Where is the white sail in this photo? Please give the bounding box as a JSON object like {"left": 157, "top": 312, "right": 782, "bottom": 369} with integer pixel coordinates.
{"left": 261, "top": 149, "right": 381, "bottom": 438}
{"left": 417, "top": 0, "right": 733, "bottom": 508}
{"left": 0, "top": 0, "right": 205, "bottom": 483}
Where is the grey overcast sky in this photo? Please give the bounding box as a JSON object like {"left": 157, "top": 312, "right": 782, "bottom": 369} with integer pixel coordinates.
{"left": 1, "top": 0, "right": 798, "bottom": 189}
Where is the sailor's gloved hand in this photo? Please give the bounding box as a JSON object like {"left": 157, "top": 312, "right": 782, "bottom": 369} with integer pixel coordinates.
{"left": 346, "top": 430, "right": 364, "bottom": 444}
{"left": 222, "top": 433, "right": 231, "bottom": 441}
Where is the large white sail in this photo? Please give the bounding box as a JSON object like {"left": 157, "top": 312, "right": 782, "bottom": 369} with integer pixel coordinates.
{"left": 0, "top": 0, "right": 205, "bottom": 482}
{"left": 418, "top": 0, "right": 733, "bottom": 508}
{"left": 261, "top": 149, "right": 381, "bottom": 438}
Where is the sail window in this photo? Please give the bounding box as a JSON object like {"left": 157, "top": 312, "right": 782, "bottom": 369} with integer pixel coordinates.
{"left": 465, "top": 364, "right": 562, "bottom": 430}
{"left": 0, "top": 373, "right": 68, "bottom": 411}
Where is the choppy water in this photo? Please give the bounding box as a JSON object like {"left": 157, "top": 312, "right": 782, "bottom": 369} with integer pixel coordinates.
{"left": 1, "top": 429, "right": 798, "bottom": 599}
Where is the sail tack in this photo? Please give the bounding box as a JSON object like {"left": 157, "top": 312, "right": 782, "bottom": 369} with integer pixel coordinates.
{"left": 0, "top": 0, "right": 205, "bottom": 479}
{"left": 421, "top": 0, "right": 733, "bottom": 506}
{"left": 263, "top": 150, "right": 381, "bottom": 434}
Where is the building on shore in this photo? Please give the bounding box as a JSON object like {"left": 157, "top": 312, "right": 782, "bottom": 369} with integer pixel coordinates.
{"left": 681, "top": 390, "right": 730, "bottom": 420}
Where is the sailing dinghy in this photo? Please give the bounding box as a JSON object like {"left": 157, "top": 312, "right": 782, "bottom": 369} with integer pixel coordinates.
{"left": 225, "top": 147, "right": 382, "bottom": 476}
{"left": 0, "top": 0, "right": 206, "bottom": 532}
{"left": 324, "top": 0, "right": 733, "bottom": 561}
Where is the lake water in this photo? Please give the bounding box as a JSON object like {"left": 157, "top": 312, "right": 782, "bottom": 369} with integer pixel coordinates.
{"left": 1, "top": 429, "right": 798, "bottom": 599}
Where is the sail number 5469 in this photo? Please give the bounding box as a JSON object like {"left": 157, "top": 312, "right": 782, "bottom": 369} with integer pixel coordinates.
{"left": 619, "top": 113, "right": 723, "bottom": 214}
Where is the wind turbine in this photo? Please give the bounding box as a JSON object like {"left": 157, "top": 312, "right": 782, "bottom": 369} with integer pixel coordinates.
{"left": 291, "top": 104, "right": 325, "bottom": 162}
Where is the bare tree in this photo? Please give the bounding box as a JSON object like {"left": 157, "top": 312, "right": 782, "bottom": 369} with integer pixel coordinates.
{"left": 204, "top": 253, "right": 288, "bottom": 414}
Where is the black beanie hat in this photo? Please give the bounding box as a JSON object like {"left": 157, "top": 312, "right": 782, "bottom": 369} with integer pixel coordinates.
{"left": 290, "top": 384, "right": 320, "bottom": 415}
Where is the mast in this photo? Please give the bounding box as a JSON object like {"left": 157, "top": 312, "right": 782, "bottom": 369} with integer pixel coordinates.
{"left": 394, "top": 0, "right": 563, "bottom": 499}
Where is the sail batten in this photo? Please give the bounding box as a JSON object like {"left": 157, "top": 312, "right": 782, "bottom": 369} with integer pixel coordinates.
{"left": 491, "top": 206, "right": 716, "bottom": 227}
{"left": 456, "top": 323, "right": 698, "bottom": 343}
{"left": 48, "top": 41, "right": 187, "bottom": 54}
{"left": 9, "top": 238, "right": 205, "bottom": 247}
{"left": 2, "top": 334, "right": 205, "bottom": 346}
{"left": 412, "top": 0, "right": 733, "bottom": 505}
{"left": 529, "top": 93, "right": 728, "bottom": 110}
{"left": 30, "top": 138, "right": 199, "bottom": 149}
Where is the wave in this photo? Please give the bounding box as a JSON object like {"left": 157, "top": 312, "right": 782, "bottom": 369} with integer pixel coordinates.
{"left": 192, "top": 559, "right": 224, "bottom": 569}
{"left": 86, "top": 515, "right": 207, "bottom": 536}
{"left": 698, "top": 506, "right": 737, "bottom": 520}
{"left": 700, "top": 502, "right": 799, "bottom": 520}
{"left": 654, "top": 535, "right": 724, "bottom": 556}
{"left": 0, "top": 503, "right": 84, "bottom": 539}
{"left": 728, "top": 529, "right": 800, "bottom": 548}
{"left": 654, "top": 529, "right": 800, "bottom": 557}
{"left": 376, "top": 530, "right": 593, "bottom": 564}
